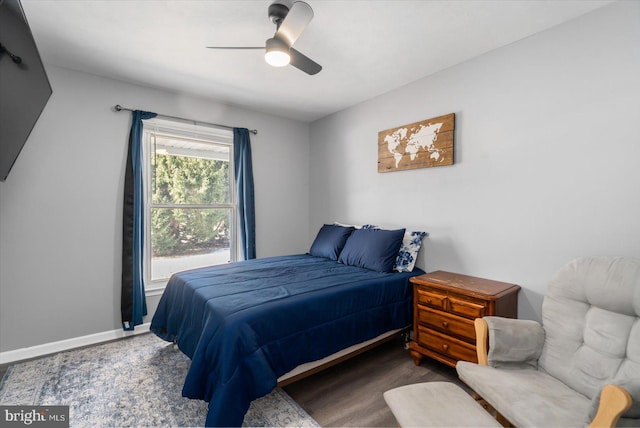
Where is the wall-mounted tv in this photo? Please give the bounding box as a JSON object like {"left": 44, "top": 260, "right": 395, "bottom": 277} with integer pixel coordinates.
{"left": 0, "top": 0, "right": 52, "bottom": 182}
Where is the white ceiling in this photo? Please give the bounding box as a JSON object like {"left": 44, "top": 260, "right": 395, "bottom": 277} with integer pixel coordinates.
{"left": 21, "top": 0, "right": 613, "bottom": 122}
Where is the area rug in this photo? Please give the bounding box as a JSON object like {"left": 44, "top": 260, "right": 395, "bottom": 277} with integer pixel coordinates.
{"left": 0, "top": 333, "right": 319, "bottom": 427}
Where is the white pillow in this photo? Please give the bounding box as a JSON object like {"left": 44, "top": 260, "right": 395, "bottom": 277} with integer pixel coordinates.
{"left": 333, "top": 221, "right": 363, "bottom": 229}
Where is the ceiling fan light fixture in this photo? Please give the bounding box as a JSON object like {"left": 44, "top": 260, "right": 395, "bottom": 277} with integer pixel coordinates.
{"left": 265, "top": 37, "right": 290, "bottom": 67}
{"left": 207, "top": 2, "right": 320, "bottom": 75}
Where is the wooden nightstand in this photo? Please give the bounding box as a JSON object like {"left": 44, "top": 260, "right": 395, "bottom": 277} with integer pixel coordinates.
{"left": 408, "top": 271, "right": 520, "bottom": 368}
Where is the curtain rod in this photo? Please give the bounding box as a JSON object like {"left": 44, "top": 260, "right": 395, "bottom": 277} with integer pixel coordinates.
{"left": 113, "top": 105, "right": 258, "bottom": 135}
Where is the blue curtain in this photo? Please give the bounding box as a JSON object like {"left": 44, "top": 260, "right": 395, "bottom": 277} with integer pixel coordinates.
{"left": 233, "top": 128, "right": 256, "bottom": 260}
{"left": 122, "top": 110, "right": 157, "bottom": 331}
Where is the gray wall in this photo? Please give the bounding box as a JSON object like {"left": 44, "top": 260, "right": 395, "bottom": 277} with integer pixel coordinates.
{"left": 309, "top": 1, "right": 640, "bottom": 322}
{"left": 0, "top": 65, "right": 310, "bottom": 352}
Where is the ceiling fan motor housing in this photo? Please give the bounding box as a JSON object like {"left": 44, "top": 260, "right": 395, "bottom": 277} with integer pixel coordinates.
{"left": 268, "top": 3, "right": 289, "bottom": 27}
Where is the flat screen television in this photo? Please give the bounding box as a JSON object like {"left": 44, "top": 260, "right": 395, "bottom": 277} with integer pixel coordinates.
{"left": 0, "top": 0, "right": 52, "bottom": 182}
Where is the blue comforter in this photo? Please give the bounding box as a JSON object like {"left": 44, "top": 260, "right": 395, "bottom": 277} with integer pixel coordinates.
{"left": 150, "top": 254, "right": 424, "bottom": 426}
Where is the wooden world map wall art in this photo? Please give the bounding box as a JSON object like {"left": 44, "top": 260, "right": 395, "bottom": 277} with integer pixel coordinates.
{"left": 378, "top": 113, "right": 455, "bottom": 173}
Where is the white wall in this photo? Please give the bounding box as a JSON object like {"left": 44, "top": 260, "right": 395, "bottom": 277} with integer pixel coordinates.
{"left": 0, "top": 65, "right": 310, "bottom": 352}
{"left": 309, "top": 1, "right": 640, "bottom": 321}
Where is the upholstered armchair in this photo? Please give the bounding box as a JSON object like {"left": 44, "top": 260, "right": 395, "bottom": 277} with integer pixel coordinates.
{"left": 457, "top": 257, "right": 639, "bottom": 427}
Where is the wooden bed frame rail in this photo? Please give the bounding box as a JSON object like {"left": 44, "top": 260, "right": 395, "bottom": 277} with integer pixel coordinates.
{"left": 277, "top": 329, "right": 403, "bottom": 386}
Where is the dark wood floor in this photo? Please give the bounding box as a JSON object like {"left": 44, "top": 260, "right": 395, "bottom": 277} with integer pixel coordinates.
{"left": 284, "top": 337, "right": 469, "bottom": 427}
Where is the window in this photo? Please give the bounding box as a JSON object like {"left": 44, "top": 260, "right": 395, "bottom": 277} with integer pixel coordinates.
{"left": 142, "top": 118, "right": 236, "bottom": 292}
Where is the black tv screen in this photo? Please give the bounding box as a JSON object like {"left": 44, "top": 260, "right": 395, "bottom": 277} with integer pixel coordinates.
{"left": 0, "top": 0, "right": 52, "bottom": 182}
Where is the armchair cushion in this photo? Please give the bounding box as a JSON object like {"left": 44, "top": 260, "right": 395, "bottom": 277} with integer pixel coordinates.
{"left": 485, "top": 316, "right": 545, "bottom": 369}
{"left": 457, "top": 361, "right": 592, "bottom": 427}
{"left": 538, "top": 257, "right": 640, "bottom": 399}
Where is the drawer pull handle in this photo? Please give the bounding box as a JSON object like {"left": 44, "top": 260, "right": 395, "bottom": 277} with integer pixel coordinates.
{"left": 427, "top": 299, "right": 432, "bottom": 304}
{"left": 442, "top": 344, "right": 449, "bottom": 351}
{"left": 442, "top": 321, "right": 449, "bottom": 328}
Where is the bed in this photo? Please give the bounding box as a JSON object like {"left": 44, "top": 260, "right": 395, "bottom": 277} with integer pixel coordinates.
{"left": 150, "top": 225, "right": 426, "bottom": 426}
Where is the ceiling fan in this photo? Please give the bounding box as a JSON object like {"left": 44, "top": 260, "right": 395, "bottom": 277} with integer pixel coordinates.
{"left": 207, "top": 1, "right": 322, "bottom": 75}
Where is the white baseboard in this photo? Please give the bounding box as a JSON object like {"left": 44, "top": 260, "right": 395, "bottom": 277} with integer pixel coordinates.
{"left": 0, "top": 323, "right": 151, "bottom": 365}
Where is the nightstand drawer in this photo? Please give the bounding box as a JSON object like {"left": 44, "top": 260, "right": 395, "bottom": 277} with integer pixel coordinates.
{"left": 416, "top": 288, "right": 447, "bottom": 310}
{"left": 417, "top": 326, "right": 478, "bottom": 363}
{"left": 417, "top": 306, "right": 476, "bottom": 341}
{"left": 448, "top": 295, "right": 487, "bottom": 319}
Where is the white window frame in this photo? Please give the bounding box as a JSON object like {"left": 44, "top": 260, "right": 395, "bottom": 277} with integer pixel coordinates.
{"left": 142, "top": 117, "right": 237, "bottom": 296}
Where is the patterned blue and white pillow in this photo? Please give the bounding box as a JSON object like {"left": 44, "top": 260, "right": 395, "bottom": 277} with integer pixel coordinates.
{"left": 394, "top": 231, "right": 428, "bottom": 272}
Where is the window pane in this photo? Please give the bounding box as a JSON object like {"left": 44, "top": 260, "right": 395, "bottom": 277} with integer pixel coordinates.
{"left": 152, "top": 135, "right": 231, "bottom": 205}
{"left": 150, "top": 207, "right": 231, "bottom": 281}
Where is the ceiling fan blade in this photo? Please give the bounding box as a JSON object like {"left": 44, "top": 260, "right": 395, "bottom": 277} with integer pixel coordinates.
{"left": 290, "top": 48, "right": 322, "bottom": 75}
{"left": 275, "top": 1, "right": 313, "bottom": 46}
{"left": 206, "top": 46, "right": 264, "bottom": 50}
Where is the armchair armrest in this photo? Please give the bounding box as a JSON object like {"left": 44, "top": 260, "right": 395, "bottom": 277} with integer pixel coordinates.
{"left": 475, "top": 316, "right": 545, "bottom": 369}
{"left": 474, "top": 318, "right": 489, "bottom": 365}
{"left": 588, "top": 384, "right": 632, "bottom": 428}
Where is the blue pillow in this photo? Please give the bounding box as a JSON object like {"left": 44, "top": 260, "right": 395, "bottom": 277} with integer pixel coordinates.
{"left": 338, "top": 228, "right": 406, "bottom": 273}
{"left": 309, "top": 224, "right": 355, "bottom": 260}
